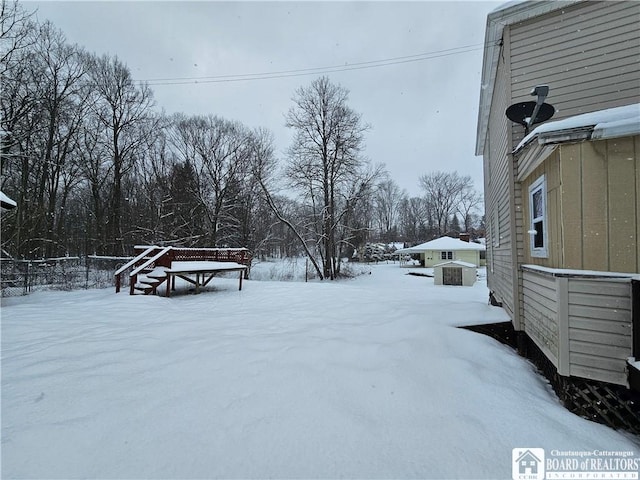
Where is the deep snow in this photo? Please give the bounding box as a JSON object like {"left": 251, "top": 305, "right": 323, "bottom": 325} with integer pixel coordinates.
{"left": 1, "top": 262, "right": 638, "bottom": 479}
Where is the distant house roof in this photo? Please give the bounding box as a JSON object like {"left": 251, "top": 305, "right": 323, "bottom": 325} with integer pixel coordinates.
{"left": 395, "top": 236, "right": 486, "bottom": 255}
{"left": 0, "top": 191, "right": 17, "bottom": 210}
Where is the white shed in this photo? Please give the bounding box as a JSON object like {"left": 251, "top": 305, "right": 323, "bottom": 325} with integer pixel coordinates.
{"left": 434, "top": 261, "right": 477, "bottom": 287}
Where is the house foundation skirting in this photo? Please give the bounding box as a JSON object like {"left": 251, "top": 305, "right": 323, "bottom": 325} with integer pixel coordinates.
{"left": 461, "top": 322, "right": 640, "bottom": 435}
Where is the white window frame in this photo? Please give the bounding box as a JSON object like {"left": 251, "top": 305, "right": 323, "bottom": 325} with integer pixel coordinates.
{"left": 528, "top": 175, "right": 548, "bottom": 258}
{"left": 440, "top": 251, "right": 453, "bottom": 260}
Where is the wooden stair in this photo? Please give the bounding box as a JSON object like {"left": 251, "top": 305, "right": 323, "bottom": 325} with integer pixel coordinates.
{"left": 132, "top": 266, "right": 168, "bottom": 295}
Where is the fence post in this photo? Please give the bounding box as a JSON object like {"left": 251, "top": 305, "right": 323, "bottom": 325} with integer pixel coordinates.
{"left": 85, "top": 256, "right": 90, "bottom": 289}
{"left": 24, "top": 262, "right": 30, "bottom": 295}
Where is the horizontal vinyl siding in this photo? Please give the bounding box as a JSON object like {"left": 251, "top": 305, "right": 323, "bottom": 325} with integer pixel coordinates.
{"left": 508, "top": 1, "right": 640, "bottom": 148}
{"left": 522, "top": 269, "right": 559, "bottom": 365}
{"left": 568, "top": 278, "right": 632, "bottom": 385}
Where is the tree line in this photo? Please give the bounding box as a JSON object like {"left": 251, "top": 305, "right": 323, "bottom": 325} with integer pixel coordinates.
{"left": 0, "top": 1, "right": 483, "bottom": 279}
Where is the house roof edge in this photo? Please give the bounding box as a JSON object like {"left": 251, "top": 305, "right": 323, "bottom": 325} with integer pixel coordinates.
{"left": 475, "top": 0, "right": 581, "bottom": 157}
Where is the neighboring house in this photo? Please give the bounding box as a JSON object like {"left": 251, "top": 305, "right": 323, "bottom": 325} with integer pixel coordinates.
{"left": 476, "top": 0, "right": 640, "bottom": 394}
{"left": 395, "top": 236, "right": 485, "bottom": 267}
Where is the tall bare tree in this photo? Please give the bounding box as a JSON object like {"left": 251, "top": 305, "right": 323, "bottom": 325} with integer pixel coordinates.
{"left": 399, "top": 196, "right": 429, "bottom": 243}
{"left": 34, "top": 23, "right": 89, "bottom": 256}
{"left": 374, "top": 178, "right": 406, "bottom": 242}
{"left": 457, "top": 187, "right": 483, "bottom": 233}
{"left": 249, "top": 127, "right": 324, "bottom": 278}
{"left": 285, "top": 76, "right": 375, "bottom": 279}
{"left": 170, "top": 114, "right": 252, "bottom": 247}
{"left": 0, "top": 0, "right": 35, "bottom": 76}
{"left": 86, "top": 53, "right": 155, "bottom": 254}
{"left": 1, "top": 19, "right": 89, "bottom": 256}
{"left": 419, "top": 171, "right": 476, "bottom": 237}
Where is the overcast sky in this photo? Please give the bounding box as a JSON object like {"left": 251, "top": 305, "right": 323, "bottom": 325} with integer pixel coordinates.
{"left": 26, "top": 0, "right": 501, "bottom": 197}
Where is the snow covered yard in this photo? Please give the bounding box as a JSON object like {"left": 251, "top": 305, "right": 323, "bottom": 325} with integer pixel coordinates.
{"left": 1, "top": 263, "right": 637, "bottom": 479}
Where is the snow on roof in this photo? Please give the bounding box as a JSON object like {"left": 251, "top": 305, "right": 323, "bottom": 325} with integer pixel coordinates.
{"left": 0, "top": 191, "right": 17, "bottom": 209}
{"left": 395, "top": 236, "right": 485, "bottom": 254}
{"left": 515, "top": 103, "right": 640, "bottom": 152}
{"left": 434, "top": 260, "right": 477, "bottom": 269}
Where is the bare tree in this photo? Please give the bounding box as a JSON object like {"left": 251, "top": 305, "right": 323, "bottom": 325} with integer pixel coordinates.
{"left": 248, "top": 127, "right": 324, "bottom": 279}
{"left": 34, "top": 23, "right": 89, "bottom": 256}
{"left": 373, "top": 178, "right": 406, "bottom": 242}
{"left": 170, "top": 114, "right": 252, "bottom": 247}
{"left": 0, "top": 19, "right": 90, "bottom": 256}
{"left": 0, "top": 4, "right": 38, "bottom": 255}
{"left": 0, "top": 0, "right": 36, "bottom": 161}
{"left": 419, "top": 171, "right": 476, "bottom": 237}
{"left": 285, "top": 76, "right": 374, "bottom": 279}
{"left": 399, "top": 196, "right": 429, "bottom": 243}
{"left": 86, "top": 53, "right": 155, "bottom": 254}
{"left": 0, "top": 0, "right": 35, "bottom": 76}
{"left": 457, "top": 188, "right": 483, "bottom": 233}
{"left": 75, "top": 114, "right": 111, "bottom": 252}
{"left": 334, "top": 163, "right": 383, "bottom": 263}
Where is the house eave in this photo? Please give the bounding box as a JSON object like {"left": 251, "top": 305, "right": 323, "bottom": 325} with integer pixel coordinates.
{"left": 515, "top": 144, "right": 558, "bottom": 182}
{"left": 514, "top": 126, "right": 593, "bottom": 181}
{"left": 475, "top": 0, "right": 580, "bottom": 157}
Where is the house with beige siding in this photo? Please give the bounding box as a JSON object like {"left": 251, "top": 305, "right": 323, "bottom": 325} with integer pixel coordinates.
{"left": 475, "top": 1, "right": 640, "bottom": 392}
{"left": 395, "top": 236, "right": 485, "bottom": 267}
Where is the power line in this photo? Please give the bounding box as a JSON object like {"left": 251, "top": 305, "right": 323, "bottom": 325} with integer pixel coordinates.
{"left": 137, "top": 43, "right": 486, "bottom": 86}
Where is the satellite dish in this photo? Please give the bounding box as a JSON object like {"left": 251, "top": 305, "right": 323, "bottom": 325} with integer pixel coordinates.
{"left": 506, "top": 101, "right": 555, "bottom": 128}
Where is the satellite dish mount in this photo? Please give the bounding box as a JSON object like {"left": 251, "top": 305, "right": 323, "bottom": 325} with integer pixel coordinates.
{"left": 505, "top": 85, "right": 555, "bottom": 135}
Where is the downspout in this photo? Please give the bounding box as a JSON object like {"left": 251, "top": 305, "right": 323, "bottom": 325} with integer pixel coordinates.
{"left": 503, "top": 26, "right": 523, "bottom": 335}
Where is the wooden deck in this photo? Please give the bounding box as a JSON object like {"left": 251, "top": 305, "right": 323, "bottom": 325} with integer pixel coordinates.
{"left": 164, "top": 261, "right": 247, "bottom": 296}
{"left": 114, "top": 246, "right": 252, "bottom": 296}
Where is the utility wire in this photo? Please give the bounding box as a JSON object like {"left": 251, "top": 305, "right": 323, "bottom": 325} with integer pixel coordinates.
{"left": 137, "top": 43, "right": 486, "bottom": 86}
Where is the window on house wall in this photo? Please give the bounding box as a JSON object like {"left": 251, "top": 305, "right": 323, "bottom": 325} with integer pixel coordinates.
{"left": 441, "top": 251, "right": 453, "bottom": 260}
{"left": 528, "top": 175, "right": 548, "bottom": 258}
